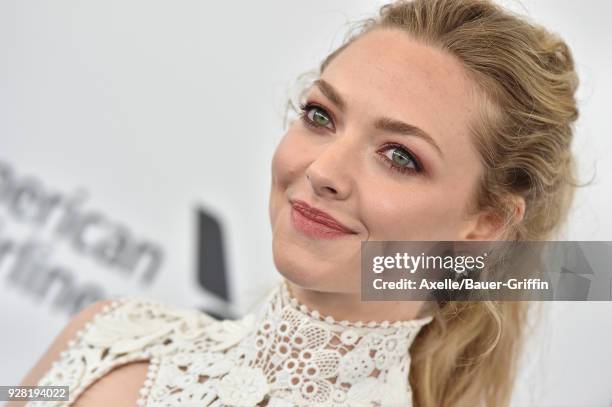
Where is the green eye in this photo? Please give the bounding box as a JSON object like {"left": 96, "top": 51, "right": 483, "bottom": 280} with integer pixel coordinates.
{"left": 380, "top": 145, "right": 422, "bottom": 175}
{"left": 391, "top": 148, "right": 413, "bottom": 167}
{"left": 300, "top": 103, "right": 335, "bottom": 130}
{"left": 312, "top": 109, "right": 330, "bottom": 126}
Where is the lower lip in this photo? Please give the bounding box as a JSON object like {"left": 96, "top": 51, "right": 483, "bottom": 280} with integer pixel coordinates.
{"left": 290, "top": 206, "right": 354, "bottom": 239}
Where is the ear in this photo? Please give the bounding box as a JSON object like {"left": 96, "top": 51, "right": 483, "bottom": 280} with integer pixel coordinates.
{"left": 461, "top": 194, "right": 525, "bottom": 241}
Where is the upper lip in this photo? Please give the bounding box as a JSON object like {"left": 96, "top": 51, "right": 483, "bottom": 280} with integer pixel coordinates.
{"left": 290, "top": 199, "right": 357, "bottom": 234}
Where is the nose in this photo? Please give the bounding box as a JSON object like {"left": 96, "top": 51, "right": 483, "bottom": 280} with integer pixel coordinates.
{"left": 305, "top": 137, "right": 356, "bottom": 200}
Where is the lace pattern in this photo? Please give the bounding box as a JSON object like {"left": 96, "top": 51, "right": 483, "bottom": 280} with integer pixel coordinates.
{"left": 28, "top": 281, "right": 433, "bottom": 406}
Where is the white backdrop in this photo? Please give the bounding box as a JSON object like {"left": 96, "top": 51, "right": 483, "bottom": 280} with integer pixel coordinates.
{"left": 1, "top": 1, "right": 611, "bottom": 406}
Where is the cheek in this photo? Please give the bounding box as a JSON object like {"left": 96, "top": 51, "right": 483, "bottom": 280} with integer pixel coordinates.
{"left": 271, "top": 130, "right": 307, "bottom": 190}
{"left": 269, "top": 129, "right": 309, "bottom": 225}
{"left": 362, "top": 182, "right": 468, "bottom": 240}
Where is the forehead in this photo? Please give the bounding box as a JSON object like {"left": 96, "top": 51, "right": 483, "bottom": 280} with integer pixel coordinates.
{"left": 320, "top": 28, "right": 481, "bottom": 163}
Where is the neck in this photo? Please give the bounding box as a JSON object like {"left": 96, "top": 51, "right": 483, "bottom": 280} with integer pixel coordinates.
{"left": 284, "top": 278, "right": 427, "bottom": 323}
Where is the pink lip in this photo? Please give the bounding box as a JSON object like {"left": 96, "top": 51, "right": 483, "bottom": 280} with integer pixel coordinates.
{"left": 290, "top": 199, "right": 356, "bottom": 239}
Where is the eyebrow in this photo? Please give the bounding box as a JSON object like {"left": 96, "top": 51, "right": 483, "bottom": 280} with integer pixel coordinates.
{"left": 313, "top": 78, "right": 444, "bottom": 159}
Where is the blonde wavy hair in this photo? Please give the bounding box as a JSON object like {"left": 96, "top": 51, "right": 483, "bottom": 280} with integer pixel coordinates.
{"left": 284, "top": 0, "right": 581, "bottom": 406}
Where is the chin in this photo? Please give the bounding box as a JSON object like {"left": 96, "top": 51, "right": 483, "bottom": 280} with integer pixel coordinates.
{"left": 272, "top": 237, "right": 361, "bottom": 293}
{"left": 270, "top": 203, "right": 362, "bottom": 292}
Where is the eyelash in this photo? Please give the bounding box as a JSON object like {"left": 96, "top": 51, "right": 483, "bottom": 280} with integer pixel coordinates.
{"left": 298, "top": 102, "right": 424, "bottom": 175}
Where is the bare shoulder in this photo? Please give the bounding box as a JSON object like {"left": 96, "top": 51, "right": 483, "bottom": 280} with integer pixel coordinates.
{"left": 10, "top": 299, "right": 148, "bottom": 407}
{"left": 70, "top": 361, "right": 149, "bottom": 407}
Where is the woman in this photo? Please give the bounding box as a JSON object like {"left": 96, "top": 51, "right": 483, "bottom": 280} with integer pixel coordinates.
{"left": 15, "top": 0, "right": 579, "bottom": 406}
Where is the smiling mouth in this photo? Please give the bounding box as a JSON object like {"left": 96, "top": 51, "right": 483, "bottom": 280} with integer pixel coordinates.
{"left": 290, "top": 200, "right": 356, "bottom": 239}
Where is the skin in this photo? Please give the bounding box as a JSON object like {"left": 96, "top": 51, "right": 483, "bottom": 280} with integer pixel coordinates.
{"left": 16, "top": 27, "right": 524, "bottom": 405}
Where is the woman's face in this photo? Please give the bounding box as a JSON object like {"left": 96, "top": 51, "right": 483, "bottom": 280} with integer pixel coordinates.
{"left": 269, "top": 28, "right": 488, "bottom": 293}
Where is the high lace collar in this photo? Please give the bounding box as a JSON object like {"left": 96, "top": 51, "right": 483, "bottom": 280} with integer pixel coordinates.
{"left": 207, "top": 279, "right": 434, "bottom": 406}
{"left": 277, "top": 278, "right": 434, "bottom": 330}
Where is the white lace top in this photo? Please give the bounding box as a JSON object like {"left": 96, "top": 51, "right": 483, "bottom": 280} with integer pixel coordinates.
{"left": 29, "top": 280, "right": 433, "bottom": 406}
